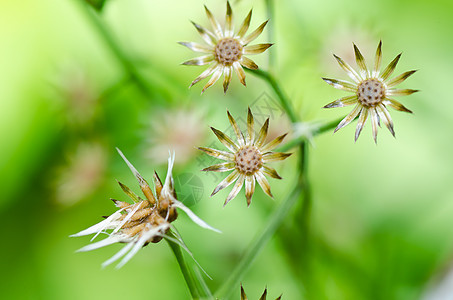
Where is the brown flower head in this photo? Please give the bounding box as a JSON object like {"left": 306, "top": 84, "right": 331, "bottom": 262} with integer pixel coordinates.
{"left": 323, "top": 41, "right": 418, "bottom": 142}
{"left": 179, "top": 1, "right": 272, "bottom": 93}
{"left": 198, "top": 109, "right": 291, "bottom": 206}
{"left": 71, "top": 149, "right": 219, "bottom": 268}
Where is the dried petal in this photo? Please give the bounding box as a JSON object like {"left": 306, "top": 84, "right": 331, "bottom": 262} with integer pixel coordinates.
{"left": 202, "top": 68, "right": 223, "bottom": 94}
{"left": 262, "top": 152, "right": 292, "bottom": 163}
{"left": 387, "top": 70, "right": 417, "bottom": 87}
{"left": 211, "top": 170, "right": 240, "bottom": 196}
{"left": 211, "top": 127, "right": 239, "bottom": 152}
{"left": 233, "top": 61, "right": 246, "bottom": 86}
{"left": 227, "top": 111, "right": 246, "bottom": 146}
{"left": 334, "top": 104, "right": 362, "bottom": 133}
{"left": 204, "top": 5, "right": 223, "bottom": 39}
{"left": 224, "top": 1, "right": 234, "bottom": 37}
{"left": 182, "top": 55, "right": 214, "bottom": 66}
{"left": 243, "top": 43, "right": 273, "bottom": 55}
{"left": 376, "top": 104, "right": 395, "bottom": 137}
{"left": 223, "top": 66, "right": 233, "bottom": 93}
{"left": 191, "top": 21, "right": 217, "bottom": 46}
{"left": 240, "top": 56, "right": 259, "bottom": 70}
{"left": 260, "top": 133, "right": 287, "bottom": 152}
{"left": 236, "top": 10, "right": 252, "bottom": 39}
{"left": 380, "top": 53, "right": 401, "bottom": 81}
{"left": 246, "top": 107, "right": 255, "bottom": 144}
{"left": 245, "top": 175, "right": 255, "bottom": 206}
{"left": 197, "top": 147, "right": 235, "bottom": 161}
{"left": 353, "top": 43, "right": 368, "bottom": 78}
{"left": 202, "top": 162, "right": 235, "bottom": 172}
{"left": 370, "top": 108, "right": 380, "bottom": 143}
{"left": 172, "top": 200, "right": 221, "bottom": 233}
{"left": 178, "top": 41, "right": 213, "bottom": 53}
{"left": 190, "top": 63, "right": 220, "bottom": 87}
{"left": 262, "top": 165, "right": 282, "bottom": 179}
{"left": 323, "top": 95, "right": 358, "bottom": 108}
{"left": 241, "top": 20, "right": 268, "bottom": 45}
{"left": 333, "top": 54, "right": 361, "bottom": 82}
{"left": 255, "top": 171, "right": 273, "bottom": 198}
{"left": 373, "top": 40, "right": 382, "bottom": 77}
{"left": 224, "top": 174, "right": 245, "bottom": 206}
{"left": 387, "top": 88, "right": 419, "bottom": 96}
{"left": 255, "top": 118, "right": 269, "bottom": 148}
{"left": 322, "top": 77, "right": 357, "bottom": 92}
{"left": 354, "top": 108, "right": 368, "bottom": 142}
{"left": 383, "top": 98, "right": 413, "bottom": 113}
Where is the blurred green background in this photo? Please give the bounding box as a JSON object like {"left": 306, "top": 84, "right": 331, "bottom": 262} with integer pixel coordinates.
{"left": 1, "top": 0, "right": 453, "bottom": 299}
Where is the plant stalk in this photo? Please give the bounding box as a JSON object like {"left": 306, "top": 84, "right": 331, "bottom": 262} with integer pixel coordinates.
{"left": 74, "top": 0, "right": 155, "bottom": 98}
{"left": 167, "top": 231, "right": 213, "bottom": 300}
{"left": 246, "top": 68, "right": 298, "bottom": 123}
{"left": 214, "top": 180, "right": 304, "bottom": 299}
{"left": 265, "top": 0, "right": 276, "bottom": 71}
{"left": 277, "top": 117, "right": 344, "bottom": 152}
{"left": 167, "top": 238, "right": 200, "bottom": 299}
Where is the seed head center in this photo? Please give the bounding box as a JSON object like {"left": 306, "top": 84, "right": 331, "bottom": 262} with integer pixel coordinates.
{"left": 235, "top": 146, "right": 262, "bottom": 175}
{"left": 357, "top": 79, "right": 386, "bottom": 107}
{"left": 215, "top": 38, "right": 243, "bottom": 66}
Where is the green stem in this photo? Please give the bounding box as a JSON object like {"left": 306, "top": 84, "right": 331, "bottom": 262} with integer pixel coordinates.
{"left": 299, "top": 142, "right": 311, "bottom": 260}
{"left": 74, "top": 0, "right": 155, "bottom": 98}
{"left": 246, "top": 68, "right": 298, "bottom": 123}
{"left": 248, "top": 67, "right": 314, "bottom": 297}
{"left": 317, "top": 117, "right": 343, "bottom": 134}
{"left": 277, "top": 117, "right": 344, "bottom": 152}
{"left": 265, "top": 0, "right": 275, "bottom": 71}
{"left": 214, "top": 180, "right": 304, "bottom": 299}
{"left": 167, "top": 238, "right": 200, "bottom": 299}
{"left": 166, "top": 232, "right": 213, "bottom": 300}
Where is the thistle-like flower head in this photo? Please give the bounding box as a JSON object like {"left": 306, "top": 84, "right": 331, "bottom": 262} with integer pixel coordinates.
{"left": 241, "top": 284, "right": 282, "bottom": 300}
{"left": 322, "top": 41, "right": 418, "bottom": 142}
{"left": 71, "top": 149, "right": 219, "bottom": 268}
{"left": 198, "top": 109, "right": 292, "bottom": 206}
{"left": 179, "top": 1, "right": 272, "bottom": 93}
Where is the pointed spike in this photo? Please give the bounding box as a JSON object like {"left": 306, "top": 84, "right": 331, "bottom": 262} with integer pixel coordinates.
{"left": 353, "top": 43, "right": 368, "bottom": 75}
{"left": 153, "top": 171, "right": 163, "bottom": 199}
{"left": 116, "top": 148, "right": 156, "bottom": 205}
{"left": 241, "top": 284, "right": 248, "bottom": 300}
{"left": 374, "top": 40, "right": 382, "bottom": 75}
{"left": 237, "top": 10, "right": 252, "bottom": 39}
{"left": 111, "top": 198, "right": 130, "bottom": 209}
{"left": 117, "top": 180, "right": 141, "bottom": 202}
{"left": 381, "top": 53, "right": 402, "bottom": 81}
{"left": 259, "top": 287, "right": 268, "bottom": 300}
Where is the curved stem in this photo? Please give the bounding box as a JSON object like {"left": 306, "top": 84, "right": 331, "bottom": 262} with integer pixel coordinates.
{"left": 74, "top": 0, "right": 156, "bottom": 99}
{"left": 243, "top": 67, "right": 313, "bottom": 298}
{"left": 264, "top": 0, "right": 276, "bottom": 71}
{"left": 277, "top": 117, "right": 344, "bottom": 152}
{"left": 166, "top": 231, "right": 213, "bottom": 300}
{"left": 167, "top": 238, "right": 200, "bottom": 299}
{"left": 214, "top": 179, "right": 304, "bottom": 299}
{"left": 246, "top": 68, "right": 298, "bottom": 123}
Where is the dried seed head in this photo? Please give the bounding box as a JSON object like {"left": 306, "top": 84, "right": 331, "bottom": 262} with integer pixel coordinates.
{"left": 158, "top": 197, "right": 178, "bottom": 222}
{"left": 180, "top": 2, "right": 271, "bottom": 93}
{"left": 357, "top": 78, "right": 386, "bottom": 107}
{"left": 71, "top": 150, "right": 219, "bottom": 268}
{"left": 323, "top": 41, "right": 417, "bottom": 142}
{"left": 215, "top": 38, "right": 243, "bottom": 66}
{"left": 199, "top": 109, "right": 290, "bottom": 205}
{"left": 234, "top": 145, "right": 263, "bottom": 175}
